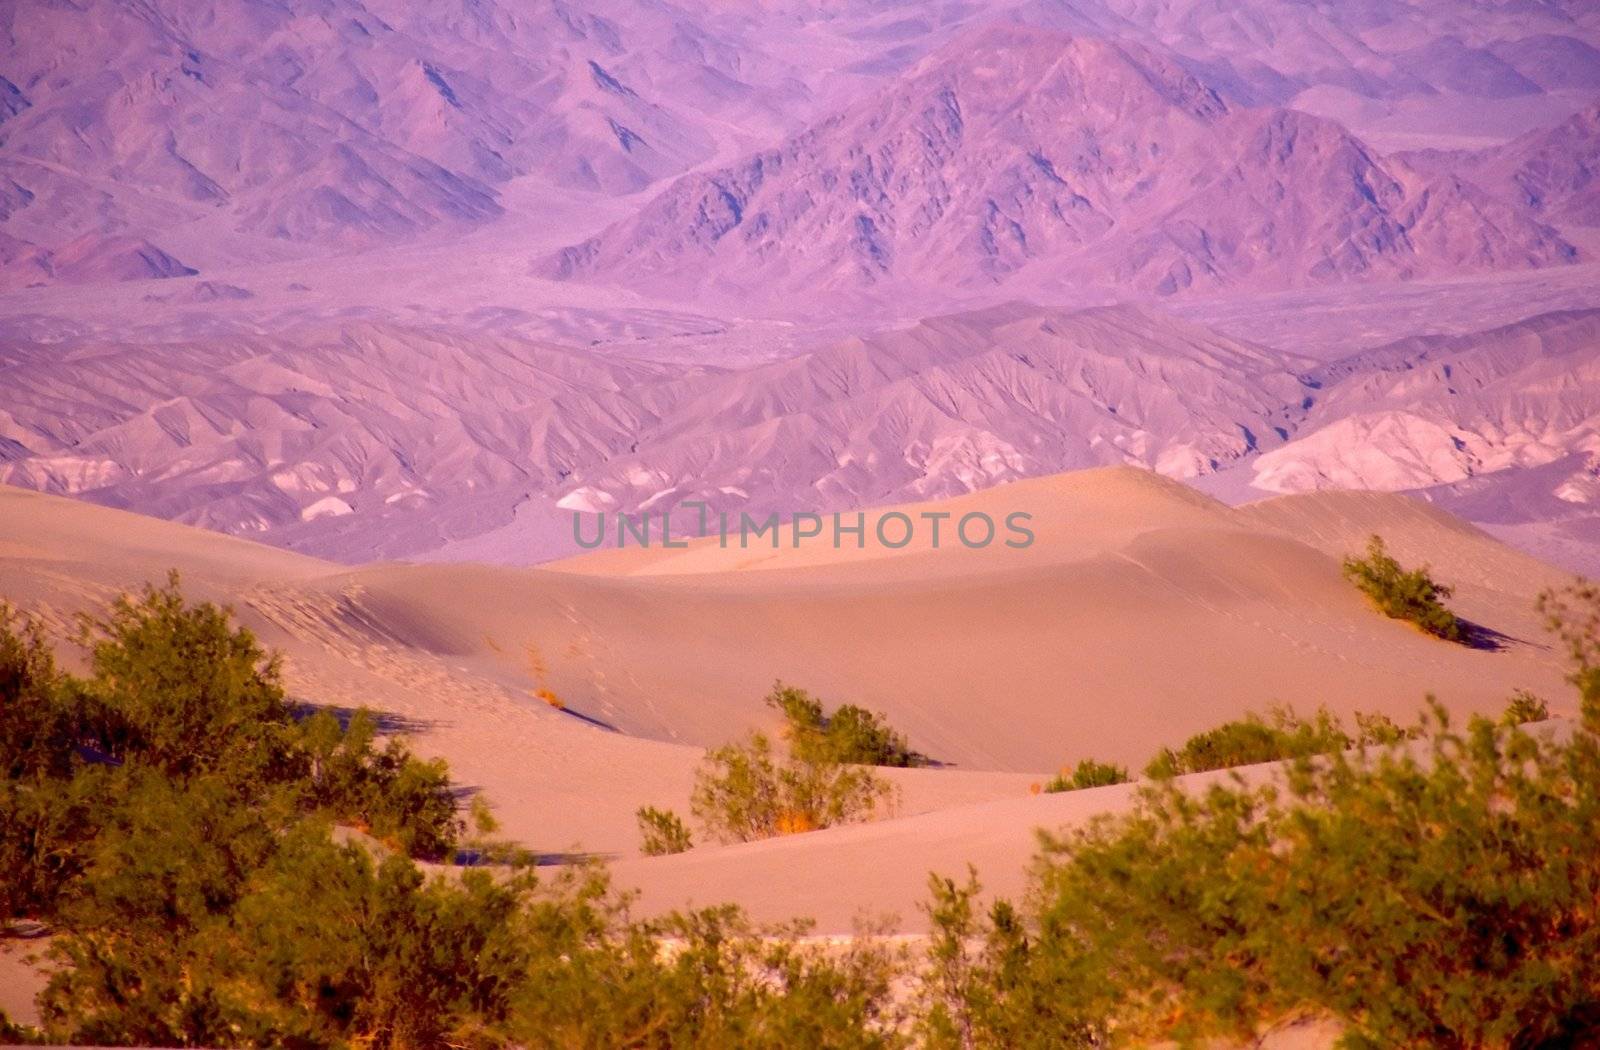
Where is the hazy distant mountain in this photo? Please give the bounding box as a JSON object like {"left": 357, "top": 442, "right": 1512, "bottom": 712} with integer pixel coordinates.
{"left": 0, "top": 232, "right": 195, "bottom": 291}
{"left": 3, "top": 0, "right": 1596, "bottom": 288}
{"left": 1255, "top": 308, "right": 1600, "bottom": 495}
{"left": 1, "top": 300, "right": 1595, "bottom": 565}
{"left": 1468, "top": 102, "right": 1600, "bottom": 227}
{"left": 2, "top": 0, "right": 1599, "bottom": 572}
{"left": 548, "top": 26, "right": 1577, "bottom": 300}
{"left": 1251, "top": 306, "right": 1600, "bottom": 576}
{"left": 0, "top": 304, "right": 1316, "bottom": 558}
{"left": 546, "top": 301, "right": 1318, "bottom": 520}
{"left": 0, "top": 322, "right": 686, "bottom": 553}
{"left": 0, "top": 0, "right": 826, "bottom": 273}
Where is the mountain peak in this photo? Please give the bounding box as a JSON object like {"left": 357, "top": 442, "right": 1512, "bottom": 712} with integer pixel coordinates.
{"left": 544, "top": 30, "right": 1573, "bottom": 302}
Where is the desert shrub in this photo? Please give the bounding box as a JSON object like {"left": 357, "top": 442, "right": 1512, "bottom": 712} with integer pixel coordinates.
{"left": 40, "top": 817, "right": 531, "bottom": 1050}
{"left": 1042, "top": 759, "right": 1130, "bottom": 793}
{"left": 0, "top": 766, "right": 109, "bottom": 921}
{"left": 1143, "top": 705, "right": 1349, "bottom": 778}
{"left": 1538, "top": 579, "right": 1600, "bottom": 726}
{"left": 0, "top": 1010, "right": 36, "bottom": 1044}
{"left": 299, "top": 708, "right": 461, "bottom": 859}
{"left": 0, "top": 578, "right": 462, "bottom": 877}
{"left": 508, "top": 870, "right": 904, "bottom": 1049}
{"left": 636, "top": 805, "right": 694, "bottom": 856}
{"left": 917, "top": 871, "right": 1098, "bottom": 1050}
{"left": 1350, "top": 709, "right": 1423, "bottom": 745}
{"left": 1501, "top": 688, "right": 1550, "bottom": 726}
{"left": 0, "top": 607, "right": 106, "bottom": 919}
{"left": 37, "top": 771, "right": 296, "bottom": 1045}
{"left": 1342, "top": 534, "right": 1466, "bottom": 643}
{"left": 8, "top": 580, "right": 907, "bottom": 1048}
{"left": 1, "top": 578, "right": 464, "bottom": 927}
{"left": 1142, "top": 704, "right": 1423, "bottom": 779}
{"left": 691, "top": 731, "right": 893, "bottom": 843}
{"left": 42, "top": 811, "right": 904, "bottom": 1049}
{"left": 0, "top": 605, "right": 78, "bottom": 781}
{"left": 932, "top": 592, "right": 1600, "bottom": 1043}
{"left": 765, "top": 682, "right": 925, "bottom": 767}
{"left": 927, "top": 602, "right": 1600, "bottom": 1050}
{"left": 203, "top": 830, "right": 530, "bottom": 1049}
{"left": 74, "top": 571, "right": 303, "bottom": 782}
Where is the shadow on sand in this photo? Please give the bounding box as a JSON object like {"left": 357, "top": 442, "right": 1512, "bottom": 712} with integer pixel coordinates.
{"left": 290, "top": 701, "right": 438, "bottom": 734}
{"left": 1459, "top": 619, "right": 1543, "bottom": 653}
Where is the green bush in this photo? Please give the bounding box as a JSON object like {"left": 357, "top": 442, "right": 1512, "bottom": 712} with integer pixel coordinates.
{"left": 1342, "top": 534, "right": 1467, "bottom": 643}
{"left": 691, "top": 730, "right": 893, "bottom": 842}
{"left": 1538, "top": 578, "right": 1600, "bottom": 727}
{"left": 508, "top": 869, "right": 904, "bottom": 1049}
{"left": 300, "top": 708, "right": 460, "bottom": 859}
{"left": 1350, "top": 709, "right": 1421, "bottom": 745}
{"left": 636, "top": 805, "right": 694, "bottom": 856}
{"left": 0, "top": 764, "right": 108, "bottom": 921}
{"left": 1145, "top": 706, "right": 1338, "bottom": 778}
{"left": 0, "top": 605, "right": 77, "bottom": 781}
{"left": 765, "top": 682, "right": 925, "bottom": 767}
{"left": 0, "top": 578, "right": 464, "bottom": 931}
{"left": 924, "top": 707, "right": 1600, "bottom": 1047}
{"left": 1143, "top": 704, "right": 1420, "bottom": 778}
{"left": 916, "top": 870, "right": 1095, "bottom": 1049}
{"left": 17, "top": 573, "right": 1600, "bottom": 1049}
{"left": 5, "top": 581, "right": 907, "bottom": 1047}
{"left": 1042, "top": 759, "right": 1129, "bottom": 793}
{"left": 922, "top": 591, "right": 1600, "bottom": 1048}
{"left": 74, "top": 572, "right": 303, "bottom": 782}
{"left": 1501, "top": 689, "right": 1550, "bottom": 726}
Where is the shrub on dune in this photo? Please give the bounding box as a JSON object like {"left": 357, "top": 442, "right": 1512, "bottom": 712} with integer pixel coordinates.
{"left": 1042, "top": 759, "right": 1130, "bottom": 793}
{"left": 0, "top": 575, "right": 465, "bottom": 934}
{"left": 3, "top": 579, "right": 906, "bottom": 1048}
{"left": 11, "top": 573, "right": 1600, "bottom": 1048}
{"left": 765, "top": 682, "right": 927, "bottom": 767}
{"left": 636, "top": 805, "right": 694, "bottom": 856}
{"left": 1342, "top": 534, "right": 1467, "bottom": 643}
{"left": 1143, "top": 704, "right": 1420, "bottom": 778}
{"left": 1501, "top": 688, "right": 1550, "bottom": 726}
{"left": 919, "top": 582, "right": 1600, "bottom": 1048}
{"left": 691, "top": 730, "right": 894, "bottom": 844}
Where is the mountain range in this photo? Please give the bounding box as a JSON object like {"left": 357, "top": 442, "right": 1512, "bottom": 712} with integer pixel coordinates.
{"left": 3, "top": 300, "right": 1595, "bottom": 570}
{"left": 1, "top": 0, "right": 1599, "bottom": 574}
{"left": 547, "top": 25, "right": 1582, "bottom": 301}
{"left": 2, "top": 0, "right": 1598, "bottom": 285}
{"left": 7, "top": 6, "right": 1600, "bottom": 1038}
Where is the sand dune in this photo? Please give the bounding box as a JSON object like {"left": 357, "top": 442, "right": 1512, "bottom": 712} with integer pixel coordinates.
{"left": 0, "top": 465, "right": 1579, "bottom": 930}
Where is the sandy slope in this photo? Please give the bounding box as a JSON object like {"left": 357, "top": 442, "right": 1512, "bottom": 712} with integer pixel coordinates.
{"left": 0, "top": 465, "right": 1580, "bottom": 932}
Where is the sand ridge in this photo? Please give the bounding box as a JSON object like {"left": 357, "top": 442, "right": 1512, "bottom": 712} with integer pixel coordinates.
{"left": 0, "top": 466, "right": 1580, "bottom": 929}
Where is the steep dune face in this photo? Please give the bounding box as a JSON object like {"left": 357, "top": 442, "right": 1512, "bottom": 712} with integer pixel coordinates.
{"left": 548, "top": 25, "right": 1576, "bottom": 300}
{"left": 514, "top": 470, "right": 1571, "bottom": 772}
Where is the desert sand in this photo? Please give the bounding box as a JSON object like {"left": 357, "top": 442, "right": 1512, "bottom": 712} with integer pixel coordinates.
{"left": 0, "top": 464, "right": 1578, "bottom": 932}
